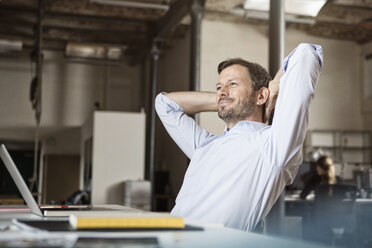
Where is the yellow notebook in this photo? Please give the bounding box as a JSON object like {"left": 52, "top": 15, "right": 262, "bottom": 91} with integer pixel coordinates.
{"left": 69, "top": 213, "right": 185, "bottom": 229}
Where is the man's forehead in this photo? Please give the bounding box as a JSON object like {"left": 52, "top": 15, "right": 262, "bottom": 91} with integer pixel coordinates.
{"left": 220, "top": 64, "right": 250, "bottom": 75}
{"left": 218, "top": 64, "right": 251, "bottom": 81}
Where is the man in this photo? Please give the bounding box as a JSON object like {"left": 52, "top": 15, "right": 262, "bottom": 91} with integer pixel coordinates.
{"left": 155, "top": 43, "right": 323, "bottom": 231}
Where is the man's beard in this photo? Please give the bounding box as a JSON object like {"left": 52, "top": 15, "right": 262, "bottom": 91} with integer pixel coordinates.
{"left": 218, "top": 92, "right": 255, "bottom": 124}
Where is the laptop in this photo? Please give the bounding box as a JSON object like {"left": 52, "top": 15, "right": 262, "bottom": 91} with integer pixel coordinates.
{"left": 0, "top": 144, "right": 134, "bottom": 217}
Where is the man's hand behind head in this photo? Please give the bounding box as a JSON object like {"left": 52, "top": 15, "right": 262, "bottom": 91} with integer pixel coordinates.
{"left": 264, "top": 70, "right": 283, "bottom": 124}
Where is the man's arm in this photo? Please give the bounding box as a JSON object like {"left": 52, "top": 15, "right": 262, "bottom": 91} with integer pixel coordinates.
{"left": 270, "top": 43, "right": 323, "bottom": 174}
{"left": 155, "top": 93, "right": 216, "bottom": 159}
{"left": 165, "top": 91, "right": 217, "bottom": 115}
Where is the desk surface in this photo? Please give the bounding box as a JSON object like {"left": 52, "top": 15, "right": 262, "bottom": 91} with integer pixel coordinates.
{"left": 0, "top": 205, "right": 327, "bottom": 248}
{"left": 285, "top": 195, "right": 372, "bottom": 203}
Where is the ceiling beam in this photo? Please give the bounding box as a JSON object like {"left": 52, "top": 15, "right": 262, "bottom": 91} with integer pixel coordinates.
{"left": 42, "top": 14, "right": 148, "bottom": 33}
{"left": 89, "top": 0, "right": 170, "bottom": 11}
{"left": 0, "top": 24, "right": 34, "bottom": 38}
{"left": 0, "top": 23, "right": 146, "bottom": 46}
{"left": 45, "top": 0, "right": 164, "bottom": 21}
{"left": 155, "top": 0, "right": 191, "bottom": 40}
{"left": 290, "top": 21, "right": 372, "bottom": 44}
{"left": 0, "top": 5, "right": 154, "bottom": 27}
{"left": 332, "top": 0, "right": 372, "bottom": 8}
{"left": 0, "top": 8, "right": 151, "bottom": 53}
{"left": 317, "top": 4, "right": 372, "bottom": 24}
{"left": 0, "top": 0, "right": 38, "bottom": 11}
{"left": 0, "top": 0, "right": 165, "bottom": 20}
{"left": 44, "top": 9, "right": 153, "bottom": 25}
{"left": 132, "top": 0, "right": 198, "bottom": 64}
{"left": 43, "top": 28, "right": 146, "bottom": 45}
{"left": 0, "top": 9, "right": 37, "bottom": 25}
{"left": 0, "top": 9, "right": 149, "bottom": 47}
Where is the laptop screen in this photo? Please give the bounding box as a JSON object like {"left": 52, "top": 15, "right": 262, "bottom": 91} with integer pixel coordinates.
{"left": 0, "top": 144, "right": 43, "bottom": 216}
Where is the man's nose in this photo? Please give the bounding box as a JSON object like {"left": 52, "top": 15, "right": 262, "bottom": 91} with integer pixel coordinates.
{"left": 218, "top": 86, "right": 229, "bottom": 97}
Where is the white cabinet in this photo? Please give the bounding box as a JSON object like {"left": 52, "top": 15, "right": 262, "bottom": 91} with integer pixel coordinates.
{"left": 81, "top": 111, "right": 146, "bottom": 205}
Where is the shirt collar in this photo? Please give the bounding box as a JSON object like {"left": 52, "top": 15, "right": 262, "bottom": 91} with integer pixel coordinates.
{"left": 223, "top": 121, "right": 268, "bottom": 135}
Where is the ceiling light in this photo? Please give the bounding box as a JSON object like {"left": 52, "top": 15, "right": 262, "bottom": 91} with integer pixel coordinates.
{"left": 244, "top": 0, "right": 327, "bottom": 17}
{"left": 0, "top": 39, "right": 22, "bottom": 53}
{"left": 243, "top": 0, "right": 268, "bottom": 12}
{"left": 65, "top": 43, "right": 126, "bottom": 60}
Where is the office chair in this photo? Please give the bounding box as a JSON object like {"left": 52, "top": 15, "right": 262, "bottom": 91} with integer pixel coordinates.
{"left": 311, "top": 184, "right": 357, "bottom": 246}
{"left": 64, "top": 190, "right": 90, "bottom": 205}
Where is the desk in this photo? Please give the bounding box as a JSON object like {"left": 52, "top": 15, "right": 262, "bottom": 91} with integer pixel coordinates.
{"left": 0, "top": 205, "right": 327, "bottom": 248}
{"left": 285, "top": 195, "right": 372, "bottom": 216}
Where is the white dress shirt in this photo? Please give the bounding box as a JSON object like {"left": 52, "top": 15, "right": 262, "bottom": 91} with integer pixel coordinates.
{"left": 155, "top": 43, "right": 323, "bottom": 231}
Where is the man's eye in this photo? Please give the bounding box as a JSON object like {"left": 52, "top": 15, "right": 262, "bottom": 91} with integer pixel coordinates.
{"left": 216, "top": 86, "right": 221, "bottom": 90}
{"left": 231, "top": 82, "right": 237, "bottom": 86}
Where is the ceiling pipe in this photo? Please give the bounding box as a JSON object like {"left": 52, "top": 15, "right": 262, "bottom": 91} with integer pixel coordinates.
{"left": 90, "top": 0, "right": 169, "bottom": 11}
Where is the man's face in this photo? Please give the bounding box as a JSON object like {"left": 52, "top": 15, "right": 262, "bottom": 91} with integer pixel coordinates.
{"left": 216, "top": 64, "right": 256, "bottom": 124}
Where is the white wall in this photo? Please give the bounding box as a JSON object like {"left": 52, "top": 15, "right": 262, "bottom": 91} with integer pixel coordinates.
{"left": 0, "top": 52, "right": 35, "bottom": 130}
{"left": 0, "top": 50, "right": 141, "bottom": 153}
{"left": 199, "top": 19, "right": 364, "bottom": 134}
{"left": 293, "top": 31, "right": 363, "bottom": 130}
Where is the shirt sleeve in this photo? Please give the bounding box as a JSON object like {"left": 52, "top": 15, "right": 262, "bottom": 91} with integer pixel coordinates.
{"left": 269, "top": 43, "right": 323, "bottom": 183}
{"left": 155, "top": 93, "right": 215, "bottom": 159}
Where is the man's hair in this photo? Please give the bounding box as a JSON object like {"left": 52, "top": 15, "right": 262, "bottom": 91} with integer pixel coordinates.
{"left": 217, "top": 58, "right": 272, "bottom": 90}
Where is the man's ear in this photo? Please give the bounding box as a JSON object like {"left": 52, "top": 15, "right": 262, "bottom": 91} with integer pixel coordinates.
{"left": 256, "top": 87, "right": 269, "bottom": 106}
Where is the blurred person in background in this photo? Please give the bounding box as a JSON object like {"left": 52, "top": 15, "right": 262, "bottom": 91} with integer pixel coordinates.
{"left": 300, "top": 156, "right": 342, "bottom": 200}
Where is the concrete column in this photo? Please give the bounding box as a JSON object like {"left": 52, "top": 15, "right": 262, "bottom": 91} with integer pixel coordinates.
{"left": 265, "top": 0, "right": 286, "bottom": 236}
{"left": 269, "top": 0, "right": 285, "bottom": 78}
{"left": 145, "top": 41, "right": 162, "bottom": 211}
{"left": 189, "top": 0, "right": 205, "bottom": 123}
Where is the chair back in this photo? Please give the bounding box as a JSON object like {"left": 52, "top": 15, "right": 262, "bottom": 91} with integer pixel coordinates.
{"left": 310, "top": 184, "right": 357, "bottom": 244}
